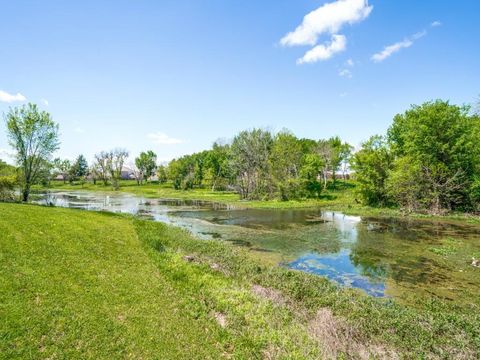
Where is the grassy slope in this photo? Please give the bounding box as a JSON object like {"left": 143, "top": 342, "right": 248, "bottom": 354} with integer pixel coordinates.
{"left": 0, "top": 204, "right": 319, "bottom": 359}
{"left": 1, "top": 203, "right": 479, "bottom": 358}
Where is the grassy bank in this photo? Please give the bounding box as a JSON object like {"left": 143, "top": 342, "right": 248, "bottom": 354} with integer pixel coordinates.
{"left": 1, "top": 203, "right": 479, "bottom": 358}
{"left": 39, "top": 180, "right": 480, "bottom": 224}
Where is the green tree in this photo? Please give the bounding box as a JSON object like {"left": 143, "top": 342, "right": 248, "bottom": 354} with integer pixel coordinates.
{"left": 94, "top": 151, "right": 110, "bottom": 186}
{"left": 53, "top": 158, "right": 71, "bottom": 183}
{"left": 135, "top": 150, "right": 157, "bottom": 184}
{"left": 352, "top": 135, "right": 393, "bottom": 207}
{"left": 75, "top": 155, "right": 89, "bottom": 177}
{"left": 231, "top": 129, "right": 273, "bottom": 199}
{"left": 270, "top": 131, "right": 304, "bottom": 200}
{"left": 69, "top": 155, "right": 88, "bottom": 183}
{"left": 388, "top": 100, "right": 480, "bottom": 213}
{"left": 339, "top": 142, "right": 354, "bottom": 181}
{"left": 0, "top": 159, "right": 17, "bottom": 202}
{"left": 109, "top": 149, "right": 129, "bottom": 190}
{"left": 299, "top": 153, "right": 322, "bottom": 198}
{"left": 205, "top": 142, "right": 232, "bottom": 191}
{"left": 157, "top": 165, "right": 167, "bottom": 184}
{"left": 5, "top": 103, "right": 60, "bottom": 201}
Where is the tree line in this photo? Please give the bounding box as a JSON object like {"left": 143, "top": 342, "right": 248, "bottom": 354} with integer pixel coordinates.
{"left": 2, "top": 99, "right": 480, "bottom": 215}
{"left": 166, "top": 130, "right": 352, "bottom": 200}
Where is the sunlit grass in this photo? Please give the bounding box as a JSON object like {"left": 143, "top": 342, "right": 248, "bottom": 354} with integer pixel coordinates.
{"left": 1, "top": 203, "right": 479, "bottom": 358}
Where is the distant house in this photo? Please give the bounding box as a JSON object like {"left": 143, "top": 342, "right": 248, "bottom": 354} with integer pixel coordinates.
{"left": 120, "top": 167, "right": 135, "bottom": 180}
{"left": 53, "top": 173, "right": 67, "bottom": 181}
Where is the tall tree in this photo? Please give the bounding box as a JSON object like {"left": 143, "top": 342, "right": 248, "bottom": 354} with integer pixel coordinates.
{"left": 339, "top": 142, "right": 354, "bottom": 181}
{"left": 108, "top": 149, "right": 129, "bottom": 190}
{"left": 53, "top": 158, "right": 71, "bottom": 183}
{"left": 316, "top": 140, "right": 332, "bottom": 189}
{"left": 270, "top": 130, "right": 304, "bottom": 199}
{"left": 135, "top": 150, "right": 157, "bottom": 184}
{"left": 157, "top": 165, "right": 168, "bottom": 184}
{"left": 231, "top": 129, "right": 273, "bottom": 199}
{"left": 352, "top": 135, "right": 394, "bottom": 207}
{"left": 75, "top": 155, "right": 89, "bottom": 178}
{"left": 5, "top": 103, "right": 60, "bottom": 201}
{"left": 387, "top": 100, "right": 480, "bottom": 213}
{"left": 205, "top": 142, "right": 232, "bottom": 191}
{"left": 94, "top": 151, "right": 110, "bottom": 185}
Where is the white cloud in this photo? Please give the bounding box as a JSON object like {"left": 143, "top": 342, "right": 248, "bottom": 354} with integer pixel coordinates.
{"left": 371, "top": 28, "right": 431, "bottom": 63}
{"left": 74, "top": 127, "right": 85, "bottom": 134}
{"left": 412, "top": 30, "right": 427, "bottom": 40}
{"left": 0, "top": 90, "right": 26, "bottom": 103}
{"left": 431, "top": 21, "right": 442, "bottom": 27}
{"left": 147, "top": 132, "right": 184, "bottom": 145}
{"left": 297, "top": 34, "right": 347, "bottom": 64}
{"left": 338, "top": 58, "right": 354, "bottom": 77}
{"left": 371, "top": 39, "right": 413, "bottom": 62}
{"left": 280, "top": 0, "right": 372, "bottom": 47}
{"left": 41, "top": 99, "right": 49, "bottom": 106}
{"left": 339, "top": 68, "right": 353, "bottom": 78}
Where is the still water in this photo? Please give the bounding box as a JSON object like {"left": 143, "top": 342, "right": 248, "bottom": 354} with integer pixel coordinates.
{"left": 34, "top": 191, "right": 480, "bottom": 304}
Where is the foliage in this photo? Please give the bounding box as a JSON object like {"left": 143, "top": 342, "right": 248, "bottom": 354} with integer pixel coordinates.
{"left": 53, "top": 158, "right": 71, "bottom": 183}
{"left": 94, "top": 151, "right": 111, "bottom": 185}
{"left": 157, "top": 165, "right": 168, "bottom": 184}
{"left": 205, "top": 142, "right": 232, "bottom": 191}
{"left": 230, "top": 129, "right": 274, "bottom": 199}
{"left": 109, "top": 149, "right": 129, "bottom": 190}
{"left": 93, "top": 149, "right": 128, "bottom": 189}
{"left": 352, "top": 135, "right": 394, "bottom": 207}
{"left": 388, "top": 100, "right": 480, "bottom": 213}
{"left": 69, "top": 155, "right": 88, "bottom": 182}
{"left": 163, "top": 129, "right": 352, "bottom": 201}
{"left": 5, "top": 103, "right": 60, "bottom": 201}
{"left": 0, "top": 159, "right": 17, "bottom": 201}
{"left": 135, "top": 150, "right": 157, "bottom": 184}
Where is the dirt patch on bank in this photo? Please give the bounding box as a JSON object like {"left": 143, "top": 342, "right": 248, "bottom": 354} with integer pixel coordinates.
{"left": 251, "top": 284, "right": 286, "bottom": 306}
{"left": 309, "top": 308, "right": 398, "bottom": 359}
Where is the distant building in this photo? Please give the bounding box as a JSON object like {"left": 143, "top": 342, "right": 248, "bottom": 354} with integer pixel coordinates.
{"left": 120, "top": 167, "right": 135, "bottom": 180}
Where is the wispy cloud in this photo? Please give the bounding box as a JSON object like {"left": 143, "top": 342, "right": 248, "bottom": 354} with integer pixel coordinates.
{"left": 41, "top": 99, "right": 49, "bottom": 106}
{"left": 339, "top": 68, "right": 353, "bottom": 78}
{"left": 297, "top": 34, "right": 347, "bottom": 64}
{"left": 431, "top": 21, "right": 442, "bottom": 27}
{"left": 74, "top": 127, "right": 85, "bottom": 134}
{"left": 0, "top": 90, "right": 26, "bottom": 103}
{"left": 338, "top": 58, "right": 354, "bottom": 78}
{"left": 280, "top": 0, "right": 372, "bottom": 64}
{"left": 371, "top": 30, "right": 427, "bottom": 63}
{"left": 147, "top": 132, "right": 184, "bottom": 145}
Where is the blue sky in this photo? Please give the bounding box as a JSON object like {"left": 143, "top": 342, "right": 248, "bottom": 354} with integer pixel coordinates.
{"left": 1, "top": 0, "right": 479, "bottom": 164}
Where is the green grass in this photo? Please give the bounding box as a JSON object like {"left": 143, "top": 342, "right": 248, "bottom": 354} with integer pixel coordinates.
{"left": 1, "top": 203, "right": 479, "bottom": 358}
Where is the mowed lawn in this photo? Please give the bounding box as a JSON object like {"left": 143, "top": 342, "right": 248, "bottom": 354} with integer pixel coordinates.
{"left": 0, "top": 203, "right": 319, "bottom": 359}
{"left": 0, "top": 204, "right": 226, "bottom": 358}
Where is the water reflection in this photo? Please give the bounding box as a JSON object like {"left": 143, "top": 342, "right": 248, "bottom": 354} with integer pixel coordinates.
{"left": 289, "top": 250, "right": 386, "bottom": 297}
{"left": 33, "top": 191, "right": 480, "bottom": 304}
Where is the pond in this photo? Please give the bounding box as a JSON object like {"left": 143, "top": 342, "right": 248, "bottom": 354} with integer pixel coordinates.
{"left": 34, "top": 190, "right": 480, "bottom": 305}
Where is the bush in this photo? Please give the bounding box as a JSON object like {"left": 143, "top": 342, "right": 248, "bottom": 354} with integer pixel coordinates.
{"left": 0, "top": 175, "right": 17, "bottom": 202}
